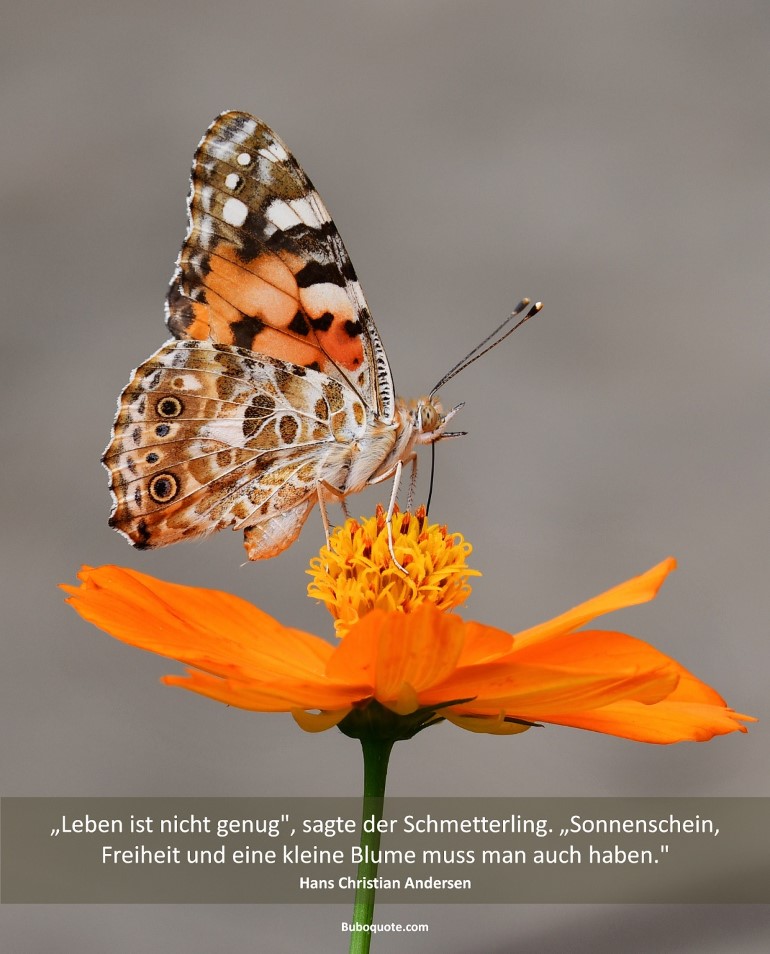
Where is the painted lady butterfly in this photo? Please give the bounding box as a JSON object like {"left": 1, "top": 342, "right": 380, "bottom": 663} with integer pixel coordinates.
{"left": 103, "top": 111, "right": 539, "bottom": 563}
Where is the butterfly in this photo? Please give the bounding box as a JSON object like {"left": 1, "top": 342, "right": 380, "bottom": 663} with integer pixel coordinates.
{"left": 103, "top": 111, "right": 540, "bottom": 565}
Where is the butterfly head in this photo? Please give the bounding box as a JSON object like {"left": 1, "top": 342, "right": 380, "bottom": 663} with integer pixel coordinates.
{"left": 409, "top": 396, "right": 466, "bottom": 445}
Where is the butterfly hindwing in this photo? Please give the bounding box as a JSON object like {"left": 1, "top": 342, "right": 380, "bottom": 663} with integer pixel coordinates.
{"left": 165, "top": 111, "right": 395, "bottom": 422}
{"left": 103, "top": 339, "right": 368, "bottom": 554}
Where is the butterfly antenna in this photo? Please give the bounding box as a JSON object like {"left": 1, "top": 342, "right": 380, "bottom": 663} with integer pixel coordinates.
{"left": 430, "top": 298, "right": 542, "bottom": 396}
{"left": 426, "top": 442, "right": 437, "bottom": 516}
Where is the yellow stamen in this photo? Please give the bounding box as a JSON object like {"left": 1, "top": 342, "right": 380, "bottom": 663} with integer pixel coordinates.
{"left": 307, "top": 504, "right": 480, "bottom": 635}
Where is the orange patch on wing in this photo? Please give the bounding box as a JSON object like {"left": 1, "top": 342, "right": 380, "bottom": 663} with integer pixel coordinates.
{"left": 219, "top": 247, "right": 301, "bottom": 301}
{"left": 180, "top": 303, "right": 211, "bottom": 341}
{"left": 182, "top": 247, "right": 365, "bottom": 376}
{"left": 299, "top": 285, "right": 364, "bottom": 372}
{"left": 248, "top": 326, "right": 322, "bottom": 367}
{"left": 205, "top": 255, "right": 299, "bottom": 326}
{"left": 184, "top": 297, "right": 239, "bottom": 344}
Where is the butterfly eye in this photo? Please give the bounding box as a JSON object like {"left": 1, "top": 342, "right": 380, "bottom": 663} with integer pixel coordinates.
{"left": 419, "top": 403, "right": 440, "bottom": 432}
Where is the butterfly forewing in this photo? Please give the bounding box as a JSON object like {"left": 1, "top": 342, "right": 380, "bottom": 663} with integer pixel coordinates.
{"left": 165, "top": 111, "right": 395, "bottom": 421}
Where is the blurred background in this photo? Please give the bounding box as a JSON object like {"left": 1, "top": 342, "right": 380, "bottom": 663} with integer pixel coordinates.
{"left": 2, "top": 1, "right": 768, "bottom": 950}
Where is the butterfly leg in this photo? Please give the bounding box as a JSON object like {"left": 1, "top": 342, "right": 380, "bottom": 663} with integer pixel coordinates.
{"left": 384, "top": 461, "right": 409, "bottom": 575}
{"left": 366, "top": 465, "right": 410, "bottom": 574}
{"left": 317, "top": 480, "right": 347, "bottom": 548}
{"left": 317, "top": 489, "right": 332, "bottom": 548}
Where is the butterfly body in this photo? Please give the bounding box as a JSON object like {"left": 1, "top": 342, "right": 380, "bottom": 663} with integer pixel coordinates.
{"left": 104, "top": 112, "right": 458, "bottom": 562}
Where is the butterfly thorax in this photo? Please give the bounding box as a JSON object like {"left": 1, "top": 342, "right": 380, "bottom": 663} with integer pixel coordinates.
{"left": 364, "top": 396, "right": 450, "bottom": 479}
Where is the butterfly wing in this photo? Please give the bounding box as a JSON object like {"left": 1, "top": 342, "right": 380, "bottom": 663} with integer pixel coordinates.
{"left": 166, "top": 111, "right": 396, "bottom": 423}
{"left": 103, "top": 340, "right": 367, "bottom": 557}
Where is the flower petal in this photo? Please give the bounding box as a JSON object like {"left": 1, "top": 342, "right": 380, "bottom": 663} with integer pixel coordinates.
{"left": 63, "top": 565, "right": 333, "bottom": 681}
{"left": 540, "top": 700, "right": 754, "bottom": 743}
{"left": 444, "top": 712, "right": 532, "bottom": 736}
{"left": 510, "top": 558, "right": 676, "bottom": 650}
{"left": 328, "top": 607, "right": 467, "bottom": 708}
{"left": 427, "top": 629, "right": 679, "bottom": 711}
{"left": 162, "top": 669, "right": 362, "bottom": 711}
{"left": 292, "top": 708, "right": 352, "bottom": 732}
{"left": 62, "top": 565, "right": 367, "bottom": 710}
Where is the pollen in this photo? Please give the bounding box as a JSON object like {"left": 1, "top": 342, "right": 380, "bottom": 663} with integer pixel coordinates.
{"left": 307, "top": 504, "right": 480, "bottom": 635}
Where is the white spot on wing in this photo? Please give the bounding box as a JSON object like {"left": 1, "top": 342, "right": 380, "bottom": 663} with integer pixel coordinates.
{"left": 207, "top": 142, "right": 230, "bottom": 161}
{"left": 237, "top": 152, "right": 251, "bottom": 166}
{"left": 225, "top": 173, "right": 240, "bottom": 189}
{"left": 235, "top": 118, "right": 257, "bottom": 139}
{"left": 268, "top": 140, "right": 289, "bottom": 162}
{"left": 175, "top": 373, "right": 204, "bottom": 392}
{"left": 201, "top": 416, "right": 247, "bottom": 447}
{"left": 258, "top": 147, "right": 278, "bottom": 164}
{"left": 266, "top": 198, "right": 302, "bottom": 231}
{"left": 222, "top": 197, "right": 249, "bottom": 227}
{"left": 288, "top": 195, "right": 330, "bottom": 227}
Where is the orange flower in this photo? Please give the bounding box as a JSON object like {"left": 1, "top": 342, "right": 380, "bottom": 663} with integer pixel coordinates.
{"left": 62, "top": 510, "right": 753, "bottom": 744}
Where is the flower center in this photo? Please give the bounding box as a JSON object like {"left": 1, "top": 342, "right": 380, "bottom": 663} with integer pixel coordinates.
{"left": 307, "top": 504, "right": 480, "bottom": 635}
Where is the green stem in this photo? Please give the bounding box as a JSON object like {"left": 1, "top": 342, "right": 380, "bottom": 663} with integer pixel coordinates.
{"left": 348, "top": 736, "right": 394, "bottom": 954}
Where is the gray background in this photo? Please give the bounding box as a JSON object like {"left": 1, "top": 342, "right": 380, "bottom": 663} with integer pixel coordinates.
{"left": 2, "top": 0, "right": 768, "bottom": 951}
